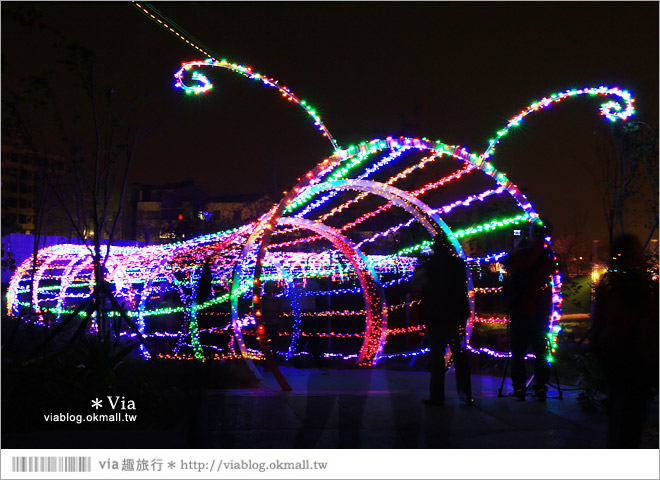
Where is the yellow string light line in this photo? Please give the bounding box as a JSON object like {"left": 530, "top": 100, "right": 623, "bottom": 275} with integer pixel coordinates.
{"left": 133, "top": 3, "right": 219, "bottom": 60}
{"left": 474, "top": 287, "right": 503, "bottom": 293}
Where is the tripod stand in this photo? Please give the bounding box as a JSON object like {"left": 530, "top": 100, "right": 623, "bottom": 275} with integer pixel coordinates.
{"left": 497, "top": 354, "right": 563, "bottom": 399}
{"left": 496, "top": 321, "right": 563, "bottom": 399}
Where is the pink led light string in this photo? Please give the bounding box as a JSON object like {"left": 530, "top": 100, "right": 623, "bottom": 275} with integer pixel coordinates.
{"left": 174, "top": 59, "right": 339, "bottom": 150}
{"left": 245, "top": 136, "right": 549, "bottom": 372}
{"left": 8, "top": 70, "right": 639, "bottom": 381}
{"left": 7, "top": 140, "right": 532, "bottom": 370}
{"left": 269, "top": 158, "right": 476, "bottom": 250}
{"left": 270, "top": 134, "right": 540, "bottom": 258}
{"left": 480, "top": 86, "right": 635, "bottom": 162}
{"left": 244, "top": 175, "right": 478, "bottom": 371}
{"left": 134, "top": 2, "right": 636, "bottom": 372}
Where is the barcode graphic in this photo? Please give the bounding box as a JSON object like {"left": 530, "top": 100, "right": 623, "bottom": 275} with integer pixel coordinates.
{"left": 11, "top": 456, "right": 92, "bottom": 473}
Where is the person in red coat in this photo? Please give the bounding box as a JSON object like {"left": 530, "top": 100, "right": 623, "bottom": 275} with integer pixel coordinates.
{"left": 502, "top": 220, "right": 555, "bottom": 401}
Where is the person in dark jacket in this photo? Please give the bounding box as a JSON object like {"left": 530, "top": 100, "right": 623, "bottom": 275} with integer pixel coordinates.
{"left": 502, "top": 219, "right": 555, "bottom": 401}
{"left": 591, "top": 233, "right": 659, "bottom": 447}
{"left": 412, "top": 234, "right": 472, "bottom": 406}
{"left": 261, "top": 281, "right": 285, "bottom": 357}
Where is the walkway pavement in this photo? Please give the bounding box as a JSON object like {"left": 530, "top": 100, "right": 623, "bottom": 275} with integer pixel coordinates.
{"left": 4, "top": 366, "right": 657, "bottom": 450}
{"left": 184, "top": 366, "right": 658, "bottom": 449}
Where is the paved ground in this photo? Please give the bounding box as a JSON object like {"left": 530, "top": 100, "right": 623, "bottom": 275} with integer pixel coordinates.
{"left": 4, "top": 366, "right": 658, "bottom": 450}
{"left": 183, "top": 366, "right": 658, "bottom": 449}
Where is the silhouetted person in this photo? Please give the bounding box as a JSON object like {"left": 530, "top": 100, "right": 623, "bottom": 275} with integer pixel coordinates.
{"left": 306, "top": 318, "right": 329, "bottom": 374}
{"left": 591, "top": 233, "right": 659, "bottom": 448}
{"left": 412, "top": 234, "right": 472, "bottom": 406}
{"left": 261, "top": 281, "right": 284, "bottom": 359}
{"left": 502, "top": 220, "right": 555, "bottom": 401}
{"left": 196, "top": 258, "right": 213, "bottom": 304}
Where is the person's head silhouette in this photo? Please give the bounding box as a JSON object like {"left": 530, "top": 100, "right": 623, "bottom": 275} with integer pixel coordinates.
{"left": 264, "top": 281, "right": 279, "bottom": 295}
{"left": 529, "top": 218, "right": 553, "bottom": 241}
{"left": 431, "top": 233, "right": 455, "bottom": 258}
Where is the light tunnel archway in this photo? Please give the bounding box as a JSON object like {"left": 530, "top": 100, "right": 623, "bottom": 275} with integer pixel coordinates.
{"left": 6, "top": 79, "right": 639, "bottom": 391}
{"left": 229, "top": 215, "right": 389, "bottom": 377}
{"left": 299, "top": 178, "right": 476, "bottom": 318}
{"left": 297, "top": 179, "right": 478, "bottom": 360}
{"left": 238, "top": 176, "right": 479, "bottom": 389}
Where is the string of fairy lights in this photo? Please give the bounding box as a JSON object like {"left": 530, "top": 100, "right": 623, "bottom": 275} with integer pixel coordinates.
{"left": 8, "top": 102, "right": 632, "bottom": 367}
{"left": 8, "top": 1, "right": 638, "bottom": 375}
{"left": 173, "top": 59, "right": 339, "bottom": 150}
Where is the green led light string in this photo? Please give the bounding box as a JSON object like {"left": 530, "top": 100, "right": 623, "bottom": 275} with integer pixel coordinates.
{"left": 10, "top": 1, "right": 640, "bottom": 377}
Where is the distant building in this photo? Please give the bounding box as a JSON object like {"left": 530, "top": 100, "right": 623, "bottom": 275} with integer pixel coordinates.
{"left": 133, "top": 180, "right": 273, "bottom": 244}
{"left": 1, "top": 142, "right": 65, "bottom": 235}
{"left": 2, "top": 138, "right": 135, "bottom": 241}
{"left": 133, "top": 180, "right": 204, "bottom": 244}
{"left": 205, "top": 193, "right": 274, "bottom": 231}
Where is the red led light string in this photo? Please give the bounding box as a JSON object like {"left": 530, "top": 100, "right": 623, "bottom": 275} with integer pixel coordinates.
{"left": 270, "top": 163, "right": 475, "bottom": 250}
{"left": 14, "top": 84, "right": 636, "bottom": 369}
{"left": 268, "top": 148, "right": 446, "bottom": 244}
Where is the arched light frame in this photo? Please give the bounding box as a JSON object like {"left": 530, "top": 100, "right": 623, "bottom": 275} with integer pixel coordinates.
{"left": 277, "top": 217, "right": 388, "bottom": 367}
{"left": 6, "top": 80, "right": 638, "bottom": 378}
{"left": 298, "top": 179, "right": 477, "bottom": 359}
{"left": 173, "top": 59, "right": 339, "bottom": 150}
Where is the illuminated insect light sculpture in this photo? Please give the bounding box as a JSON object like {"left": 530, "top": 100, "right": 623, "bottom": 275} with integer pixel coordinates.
{"left": 7, "top": 7, "right": 636, "bottom": 390}
{"left": 7, "top": 69, "right": 635, "bottom": 391}
{"left": 172, "top": 61, "right": 634, "bottom": 387}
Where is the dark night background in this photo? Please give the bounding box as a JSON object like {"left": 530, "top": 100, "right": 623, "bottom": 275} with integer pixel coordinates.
{"left": 2, "top": 1, "right": 658, "bottom": 244}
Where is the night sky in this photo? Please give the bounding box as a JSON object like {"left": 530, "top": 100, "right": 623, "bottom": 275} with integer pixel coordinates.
{"left": 3, "top": 1, "right": 658, "bottom": 245}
